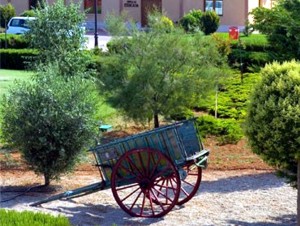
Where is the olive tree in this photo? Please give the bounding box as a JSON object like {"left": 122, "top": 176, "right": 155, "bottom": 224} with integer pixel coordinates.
{"left": 26, "top": 0, "right": 88, "bottom": 76}
{"left": 97, "top": 13, "right": 226, "bottom": 128}
{"left": 245, "top": 61, "right": 300, "bottom": 224}
{"left": 0, "top": 64, "right": 97, "bottom": 186}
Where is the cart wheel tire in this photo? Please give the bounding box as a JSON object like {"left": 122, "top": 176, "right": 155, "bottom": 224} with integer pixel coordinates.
{"left": 111, "top": 148, "right": 181, "bottom": 218}
{"left": 177, "top": 162, "right": 202, "bottom": 205}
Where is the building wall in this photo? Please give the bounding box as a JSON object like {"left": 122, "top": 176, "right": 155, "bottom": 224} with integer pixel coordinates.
{"left": 2, "top": 0, "right": 273, "bottom": 31}
{"left": 0, "top": 0, "right": 28, "bottom": 15}
{"left": 221, "top": 0, "right": 247, "bottom": 27}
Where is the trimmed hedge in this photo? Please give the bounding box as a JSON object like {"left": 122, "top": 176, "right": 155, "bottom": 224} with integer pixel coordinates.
{"left": 0, "top": 49, "right": 38, "bottom": 69}
{"left": 0, "top": 34, "right": 30, "bottom": 49}
{"left": 229, "top": 49, "right": 272, "bottom": 72}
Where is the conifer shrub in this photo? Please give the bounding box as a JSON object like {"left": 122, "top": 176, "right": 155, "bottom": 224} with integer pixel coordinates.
{"left": 200, "top": 11, "right": 220, "bottom": 35}
{"left": 196, "top": 115, "right": 243, "bottom": 145}
{"left": 179, "top": 10, "right": 202, "bottom": 33}
{"left": 245, "top": 60, "right": 300, "bottom": 186}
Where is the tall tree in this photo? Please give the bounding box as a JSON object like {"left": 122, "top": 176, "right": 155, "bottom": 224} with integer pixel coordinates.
{"left": 97, "top": 13, "right": 226, "bottom": 128}
{"left": 251, "top": 0, "right": 300, "bottom": 60}
{"left": 26, "top": 0, "right": 88, "bottom": 76}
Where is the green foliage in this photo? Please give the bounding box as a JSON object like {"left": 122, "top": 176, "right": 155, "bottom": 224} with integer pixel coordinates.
{"left": 106, "top": 38, "right": 133, "bottom": 54}
{"left": 214, "top": 33, "right": 270, "bottom": 51}
{"left": 0, "top": 34, "right": 30, "bottom": 49}
{"left": 196, "top": 115, "right": 243, "bottom": 145}
{"left": 250, "top": 0, "right": 300, "bottom": 60}
{"left": 211, "top": 33, "right": 232, "bottom": 57}
{"left": 0, "top": 64, "right": 97, "bottom": 185}
{"left": 243, "top": 19, "right": 254, "bottom": 37}
{"left": 200, "top": 11, "right": 220, "bottom": 35}
{"left": 0, "top": 209, "right": 70, "bottom": 226}
{"left": 197, "top": 71, "right": 260, "bottom": 120}
{"left": 148, "top": 12, "right": 174, "bottom": 33}
{"left": 20, "top": 10, "right": 36, "bottom": 17}
{"left": 228, "top": 49, "right": 272, "bottom": 72}
{"left": 0, "top": 3, "right": 16, "bottom": 28}
{"left": 0, "top": 69, "right": 33, "bottom": 96}
{"left": 0, "top": 49, "right": 38, "bottom": 70}
{"left": 245, "top": 60, "right": 300, "bottom": 186}
{"left": 179, "top": 10, "right": 202, "bottom": 33}
{"left": 100, "top": 14, "right": 227, "bottom": 128}
{"left": 26, "top": 0, "right": 87, "bottom": 76}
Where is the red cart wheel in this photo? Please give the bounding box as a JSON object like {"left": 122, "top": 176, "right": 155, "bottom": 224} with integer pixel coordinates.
{"left": 111, "top": 148, "right": 181, "bottom": 218}
{"left": 177, "top": 162, "right": 202, "bottom": 205}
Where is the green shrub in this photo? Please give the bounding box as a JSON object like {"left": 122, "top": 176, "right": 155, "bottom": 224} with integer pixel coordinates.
{"left": 0, "top": 34, "right": 30, "bottom": 49}
{"left": 0, "top": 3, "right": 16, "bottom": 28}
{"left": 147, "top": 11, "right": 174, "bottom": 33}
{"left": 107, "top": 38, "right": 133, "bottom": 54}
{"left": 229, "top": 49, "right": 272, "bottom": 72}
{"left": 200, "top": 11, "right": 220, "bottom": 35}
{"left": 20, "top": 10, "right": 36, "bottom": 17}
{"left": 196, "top": 115, "right": 243, "bottom": 144}
{"left": 0, "top": 49, "right": 38, "bottom": 70}
{"left": 0, "top": 64, "right": 97, "bottom": 185}
{"left": 245, "top": 60, "right": 300, "bottom": 186}
{"left": 179, "top": 10, "right": 202, "bottom": 33}
{"left": 211, "top": 33, "right": 232, "bottom": 57}
{"left": 196, "top": 72, "right": 260, "bottom": 120}
{"left": 0, "top": 209, "right": 70, "bottom": 226}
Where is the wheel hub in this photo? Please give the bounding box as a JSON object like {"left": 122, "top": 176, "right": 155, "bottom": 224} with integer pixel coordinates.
{"left": 139, "top": 178, "right": 152, "bottom": 189}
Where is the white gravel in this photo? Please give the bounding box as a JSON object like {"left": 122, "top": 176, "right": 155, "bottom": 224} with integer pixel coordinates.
{"left": 0, "top": 170, "right": 297, "bottom": 226}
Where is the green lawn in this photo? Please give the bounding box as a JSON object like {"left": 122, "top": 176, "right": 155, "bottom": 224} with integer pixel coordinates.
{"left": 0, "top": 69, "right": 33, "bottom": 96}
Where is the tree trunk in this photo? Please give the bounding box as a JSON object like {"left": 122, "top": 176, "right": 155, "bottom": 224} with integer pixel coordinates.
{"left": 154, "top": 113, "right": 159, "bottom": 128}
{"left": 297, "top": 160, "right": 300, "bottom": 226}
{"left": 44, "top": 174, "right": 50, "bottom": 186}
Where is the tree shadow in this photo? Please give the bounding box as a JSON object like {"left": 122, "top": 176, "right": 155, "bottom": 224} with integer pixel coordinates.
{"left": 227, "top": 214, "right": 296, "bottom": 226}
{"left": 0, "top": 184, "right": 63, "bottom": 208}
{"left": 43, "top": 202, "right": 165, "bottom": 226}
{"left": 199, "top": 172, "right": 289, "bottom": 194}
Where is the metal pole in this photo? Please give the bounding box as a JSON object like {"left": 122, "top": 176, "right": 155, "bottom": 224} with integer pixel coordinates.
{"left": 94, "top": 0, "right": 99, "bottom": 47}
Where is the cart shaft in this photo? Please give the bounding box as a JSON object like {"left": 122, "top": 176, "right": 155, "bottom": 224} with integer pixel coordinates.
{"left": 30, "top": 181, "right": 106, "bottom": 207}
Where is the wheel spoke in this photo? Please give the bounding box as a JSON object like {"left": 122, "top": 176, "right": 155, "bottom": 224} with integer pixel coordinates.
{"left": 182, "top": 179, "right": 195, "bottom": 187}
{"left": 152, "top": 187, "right": 174, "bottom": 204}
{"left": 138, "top": 151, "right": 147, "bottom": 176}
{"left": 150, "top": 188, "right": 165, "bottom": 211}
{"left": 121, "top": 187, "right": 141, "bottom": 202}
{"left": 149, "top": 154, "right": 162, "bottom": 178}
{"left": 140, "top": 191, "right": 147, "bottom": 216}
{"left": 129, "top": 190, "right": 143, "bottom": 211}
{"left": 126, "top": 155, "right": 144, "bottom": 178}
{"left": 180, "top": 187, "right": 189, "bottom": 197}
{"left": 116, "top": 182, "right": 139, "bottom": 191}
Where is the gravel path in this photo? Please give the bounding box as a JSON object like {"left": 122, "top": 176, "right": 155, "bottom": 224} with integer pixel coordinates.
{"left": 0, "top": 170, "right": 297, "bottom": 226}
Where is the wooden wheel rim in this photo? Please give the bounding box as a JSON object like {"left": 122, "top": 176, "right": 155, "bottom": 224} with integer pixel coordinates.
{"left": 111, "top": 148, "right": 181, "bottom": 218}
{"left": 177, "top": 162, "right": 202, "bottom": 205}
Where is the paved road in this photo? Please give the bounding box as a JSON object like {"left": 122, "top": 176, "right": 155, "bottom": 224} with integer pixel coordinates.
{"left": 84, "top": 34, "right": 112, "bottom": 51}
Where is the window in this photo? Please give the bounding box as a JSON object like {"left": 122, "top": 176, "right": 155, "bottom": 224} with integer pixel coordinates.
{"left": 84, "top": 0, "right": 102, "bottom": 14}
{"left": 205, "top": 0, "right": 223, "bottom": 16}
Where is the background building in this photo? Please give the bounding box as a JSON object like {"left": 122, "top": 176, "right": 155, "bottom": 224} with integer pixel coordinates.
{"left": 0, "top": 0, "right": 275, "bottom": 32}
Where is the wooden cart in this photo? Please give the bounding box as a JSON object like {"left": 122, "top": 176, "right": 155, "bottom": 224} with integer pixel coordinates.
{"left": 31, "top": 119, "right": 209, "bottom": 218}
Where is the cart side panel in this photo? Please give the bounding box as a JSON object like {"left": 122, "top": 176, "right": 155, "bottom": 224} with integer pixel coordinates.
{"left": 176, "top": 120, "right": 203, "bottom": 158}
